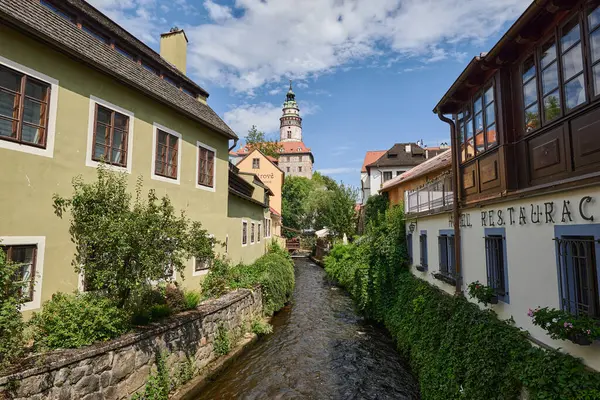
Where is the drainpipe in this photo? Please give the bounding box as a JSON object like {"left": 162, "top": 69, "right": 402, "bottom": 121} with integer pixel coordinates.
{"left": 228, "top": 138, "right": 238, "bottom": 152}
{"left": 437, "top": 111, "right": 462, "bottom": 294}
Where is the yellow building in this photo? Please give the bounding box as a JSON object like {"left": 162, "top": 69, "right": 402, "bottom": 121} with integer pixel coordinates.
{"left": 0, "top": 0, "right": 269, "bottom": 314}
{"left": 234, "top": 149, "right": 285, "bottom": 241}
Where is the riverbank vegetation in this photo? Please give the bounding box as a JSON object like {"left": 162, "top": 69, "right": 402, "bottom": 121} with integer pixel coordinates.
{"left": 324, "top": 206, "right": 600, "bottom": 400}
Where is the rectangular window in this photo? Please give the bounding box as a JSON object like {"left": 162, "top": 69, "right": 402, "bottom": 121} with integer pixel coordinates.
{"left": 396, "top": 171, "right": 402, "bottom": 176}
{"left": 1, "top": 245, "right": 37, "bottom": 302}
{"left": 155, "top": 129, "right": 178, "bottom": 179}
{"left": 194, "top": 257, "right": 211, "bottom": 272}
{"left": 258, "top": 223, "right": 261, "bottom": 242}
{"left": 286, "top": 167, "right": 290, "bottom": 173}
{"left": 298, "top": 166, "right": 302, "bottom": 172}
{"left": 438, "top": 233, "right": 455, "bottom": 276}
{"left": 456, "top": 82, "right": 497, "bottom": 161}
{"left": 163, "top": 75, "right": 179, "bottom": 87}
{"left": 252, "top": 158, "right": 260, "bottom": 169}
{"left": 92, "top": 104, "right": 129, "bottom": 167}
{"left": 589, "top": 3, "right": 600, "bottom": 96}
{"left": 561, "top": 17, "right": 586, "bottom": 112}
{"left": 556, "top": 236, "right": 599, "bottom": 318}
{"left": 383, "top": 171, "right": 393, "bottom": 182}
{"left": 41, "top": 0, "right": 76, "bottom": 22}
{"left": 197, "top": 144, "right": 215, "bottom": 188}
{"left": 419, "top": 232, "right": 428, "bottom": 269}
{"left": 242, "top": 221, "right": 248, "bottom": 245}
{"left": 115, "top": 46, "right": 136, "bottom": 61}
{"left": 142, "top": 61, "right": 159, "bottom": 75}
{"left": 485, "top": 230, "right": 508, "bottom": 302}
{"left": 251, "top": 223, "right": 255, "bottom": 244}
{"left": 406, "top": 234, "right": 413, "bottom": 264}
{"left": 82, "top": 25, "right": 110, "bottom": 44}
{"left": 0, "top": 64, "right": 51, "bottom": 148}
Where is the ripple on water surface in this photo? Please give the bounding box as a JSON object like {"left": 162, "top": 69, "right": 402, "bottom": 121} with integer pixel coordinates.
{"left": 193, "top": 259, "right": 420, "bottom": 400}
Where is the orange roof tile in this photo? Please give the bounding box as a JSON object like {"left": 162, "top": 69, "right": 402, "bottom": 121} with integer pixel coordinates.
{"left": 361, "top": 150, "right": 386, "bottom": 173}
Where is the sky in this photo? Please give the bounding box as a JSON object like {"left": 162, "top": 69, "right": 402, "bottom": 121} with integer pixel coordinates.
{"left": 88, "top": 0, "right": 532, "bottom": 187}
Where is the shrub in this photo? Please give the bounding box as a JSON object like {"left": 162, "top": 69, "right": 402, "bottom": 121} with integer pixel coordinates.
{"left": 251, "top": 318, "right": 273, "bottom": 336}
{"left": 132, "top": 352, "right": 170, "bottom": 400}
{"left": 0, "top": 248, "right": 27, "bottom": 369}
{"left": 467, "top": 281, "right": 498, "bottom": 305}
{"left": 183, "top": 290, "right": 201, "bottom": 310}
{"left": 53, "top": 166, "right": 216, "bottom": 307}
{"left": 214, "top": 324, "right": 230, "bottom": 356}
{"left": 128, "top": 286, "right": 170, "bottom": 325}
{"left": 529, "top": 307, "right": 600, "bottom": 343}
{"left": 164, "top": 284, "right": 186, "bottom": 314}
{"left": 200, "top": 258, "right": 234, "bottom": 299}
{"left": 30, "top": 292, "right": 130, "bottom": 350}
{"left": 324, "top": 205, "right": 600, "bottom": 400}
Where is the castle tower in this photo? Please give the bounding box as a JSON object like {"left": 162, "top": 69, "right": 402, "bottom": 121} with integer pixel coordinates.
{"left": 280, "top": 81, "right": 302, "bottom": 142}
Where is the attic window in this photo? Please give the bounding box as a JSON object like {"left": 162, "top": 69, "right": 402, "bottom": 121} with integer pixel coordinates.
{"left": 163, "top": 75, "right": 179, "bottom": 87}
{"left": 297, "top": 147, "right": 301, "bottom": 151}
{"left": 82, "top": 25, "right": 110, "bottom": 44}
{"left": 41, "top": 0, "right": 75, "bottom": 22}
{"left": 387, "top": 153, "right": 398, "bottom": 159}
{"left": 142, "top": 62, "right": 159, "bottom": 75}
{"left": 115, "top": 46, "right": 135, "bottom": 61}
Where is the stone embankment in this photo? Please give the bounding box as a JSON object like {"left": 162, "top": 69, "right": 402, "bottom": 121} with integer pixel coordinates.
{"left": 0, "top": 289, "right": 262, "bottom": 400}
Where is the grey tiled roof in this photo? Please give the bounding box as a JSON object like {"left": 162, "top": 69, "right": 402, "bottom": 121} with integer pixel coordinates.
{"left": 0, "top": 0, "right": 237, "bottom": 140}
{"left": 366, "top": 143, "right": 427, "bottom": 169}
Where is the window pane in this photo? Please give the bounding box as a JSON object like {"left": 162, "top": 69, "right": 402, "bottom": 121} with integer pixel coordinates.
{"left": 0, "top": 91, "right": 17, "bottom": 119}
{"left": 565, "top": 74, "right": 586, "bottom": 110}
{"left": 474, "top": 96, "right": 482, "bottom": 114}
{"left": 23, "top": 99, "right": 43, "bottom": 125}
{"left": 466, "top": 138, "right": 474, "bottom": 159}
{"left": 21, "top": 125, "right": 43, "bottom": 144}
{"left": 0, "top": 67, "right": 21, "bottom": 92}
{"left": 25, "top": 80, "right": 46, "bottom": 100}
{"left": 114, "top": 113, "right": 128, "bottom": 131}
{"left": 562, "top": 43, "right": 584, "bottom": 80}
{"left": 593, "top": 64, "right": 600, "bottom": 95}
{"left": 0, "top": 119, "right": 16, "bottom": 139}
{"left": 485, "top": 104, "right": 495, "bottom": 126}
{"left": 561, "top": 19, "right": 581, "bottom": 51}
{"left": 94, "top": 144, "right": 106, "bottom": 160}
{"left": 466, "top": 118, "right": 473, "bottom": 140}
{"left": 475, "top": 132, "right": 485, "bottom": 153}
{"left": 158, "top": 131, "right": 168, "bottom": 145}
{"left": 522, "top": 56, "right": 535, "bottom": 82}
{"left": 525, "top": 103, "right": 540, "bottom": 132}
{"left": 475, "top": 112, "right": 483, "bottom": 133}
{"left": 523, "top": 79, "right": 538, "bottom": 107}
{"left": 484, "top": 86, "right": 494, "bottom": 105}
{"left": 541, "top": 40, "right": 557, "bottom": 68}
{"left": 590, "top": 5, "right": 600, "bottom": 31}
{"left": 543, "top": 91, "right": 561, "bottom": 122}
{"left": 97, "top": 106, "right": 111, "bottom": 124}
{"left": 112, "top": 129, "right": 126, "bottom": 162}
{"left": 95, "top": 123, "right": 108, "bottom": 144}
{"left": 591, "top": 29, "right": 600, "bottom": 63}
{"left": 487, "top": 123, "right": 497, "bottom": 148}
{"left": 542, "top": 62, "right": 559, "bottom": 94}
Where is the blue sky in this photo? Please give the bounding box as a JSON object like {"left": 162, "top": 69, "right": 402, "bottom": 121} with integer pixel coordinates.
{"left": 89, "top": 0, "right": 532, "bottom": 187}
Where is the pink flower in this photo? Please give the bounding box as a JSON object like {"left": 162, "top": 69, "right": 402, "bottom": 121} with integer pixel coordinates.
{"left": 563, "top": 322, "right": 573, "bottom": 329}
{"left": 527, "top": 309, "right": 534, "bottom": 317}
{"left": 587, "top": 330, "right": 592, "bottom": 335}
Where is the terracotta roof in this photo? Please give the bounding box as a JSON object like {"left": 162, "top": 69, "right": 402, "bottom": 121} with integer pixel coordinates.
{"left": 361, "top": 151, "right": 386, "bottom": 173}
{"left": 0, "top": 0, "right": 237, "bottom": 140}
{"left": 366, "top": 143, "right": 426, "bottom": 169}
{"left": 381, "top": 149, "right": 452, "bottom": 192}
{"left": 270, "top": 207, "right": 281, "bottom": 217}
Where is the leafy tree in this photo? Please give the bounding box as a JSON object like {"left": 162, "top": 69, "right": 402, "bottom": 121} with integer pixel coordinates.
{"left": 364, "top": 194, "right": 389, "bottom": 226}
{"left": 244, "top": 125, "right": 283, "bottom": 159}
{"left": 53, "top": 166, "right": 216, "bottom": 307}
{"left": 0, "top": 247, "right": 26, "bottom": 369}
{"left": 282, "top": 175, "right": 315, "bottom": 237}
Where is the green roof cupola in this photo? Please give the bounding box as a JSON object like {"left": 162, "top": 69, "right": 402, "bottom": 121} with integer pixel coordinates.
{"left": 280, "top": 80, "right": 302, "bottom": 142}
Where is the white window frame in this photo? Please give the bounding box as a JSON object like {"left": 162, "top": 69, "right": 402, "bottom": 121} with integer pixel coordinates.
{"left": 86, "top": 95, "right": 135, "bottom": 173}
{"left": 251, "top": 222, "right": 255, "bottom": 245}
{"left": 242, "top": 220, "right": 248, "bottom": 247}
{"left": 196, "top": 140, "right": 217, "bottom": 192}
{"left": 0, "top": 56, "right": 59, "bottom": 158}
{"left": 0, "top": 236, "right": 45, "bottom": 311}
{"left": 151, "top": 123, "right": 182, "bottom": 185}
{"left": 257, "top": 223, "right": 261, "bottom": 243}
{"left": 192, "top": 234, "right": 214, "bottom": 277}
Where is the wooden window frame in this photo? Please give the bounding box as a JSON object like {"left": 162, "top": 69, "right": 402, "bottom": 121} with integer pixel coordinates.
{"left": 152, "top": 124, "right": 181, "bottom": 182}
{"left": 0, "top": 64, "right": 51, "bottom": 149}
{"left": 252, "top": 158, "right": 260, "bottom": 169}
{"left": 586, "top": 1, "right": 600, "bottom": 100}
{"left": 1, "top": 245, "right": 37, "bottom": 303}
{"left": 91, "top": 104, "right": 129, "bottom": 167}
{"left": 484, "top": 228, "right": 509, "bottom": 303}
{"left": 196, "top": 141, "right": 216, "bottom": 191}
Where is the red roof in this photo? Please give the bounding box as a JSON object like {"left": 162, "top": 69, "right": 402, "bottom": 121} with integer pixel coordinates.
{"left": 231, "top": 141, "right": 312, "bottom": 156}
{"left": 270, "top": 207, "right": 281, "bottom": 217}
{"left": 361, "top": 151, "right": 386, "bottom": 173}
{"left": 381, "top": 149, "right": 452, "bottom": 191}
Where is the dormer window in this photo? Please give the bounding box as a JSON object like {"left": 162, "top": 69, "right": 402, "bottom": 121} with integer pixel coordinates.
{"left": 388, "top": 153, "right": 398, "bottom": 159}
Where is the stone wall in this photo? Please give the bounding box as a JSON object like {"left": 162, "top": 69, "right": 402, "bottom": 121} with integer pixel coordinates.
{"left": 0, "top": 289, "right": 262, "bottom": 400}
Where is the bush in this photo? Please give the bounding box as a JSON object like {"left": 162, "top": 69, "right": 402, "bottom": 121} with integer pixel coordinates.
{"left": 324, "top": 205, "right": 600, "bottom": 400}
{"left": 30, "top": 292, "right": 130, "bottom": 350}
{"left": 132, "top": 352, "right": 170, "bottom": 400}
{"left": 184, "top": 290, "right": 201, "bottom": 310}
{"left": 251, "top": 318, "right": 273, "bottom": 336}
{"left": 202, "top": 243, "right": 295, "bottom": 315}
{"left": 0, "top": 249, "right": 27, "bottom": 369}
{"left": 214, "top": 324, "right": 231, "bottom": 356}
{"left": 164, "top": 284, "right": 186, "bottom": 314}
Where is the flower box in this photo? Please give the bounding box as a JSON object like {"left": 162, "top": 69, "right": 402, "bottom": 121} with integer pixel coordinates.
{"left": 415, "top": 265, "right": 426, "bottom": 272}
{"left": 568, "top": 333, "right": 593, "bottom": 346}
{"left": 489, "top": 295, "right": 498, "bottom": 305}
{"left": 529, "top": 307, "right": 600, "bottom": 346}
{"left": 433, "top": 272, "right": 456, "bottom": 286}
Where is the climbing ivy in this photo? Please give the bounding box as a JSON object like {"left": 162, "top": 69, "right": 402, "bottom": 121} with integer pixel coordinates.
{"left": 325, "top": 205, "right": 600, "bottom": 400}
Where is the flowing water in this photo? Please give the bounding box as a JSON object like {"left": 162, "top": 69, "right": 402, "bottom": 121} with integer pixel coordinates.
{"left": 192, "top": 258, "right": 420, "bottom": 400}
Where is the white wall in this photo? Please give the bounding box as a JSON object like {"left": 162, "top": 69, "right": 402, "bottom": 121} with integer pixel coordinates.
{"left": 406, "top": 186, "right": 600, "bottom": 371}
{"left": 367, "top": 167, "right": 412, "bottom": 199}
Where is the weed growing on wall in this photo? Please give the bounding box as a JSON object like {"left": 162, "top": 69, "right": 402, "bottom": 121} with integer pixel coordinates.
{"left": 131, "top": 352, "right": 170, "bottom": 400}
{"left": 0, "top": 248, "right": 27, "bottom": 370}
{"left": 251, "top": 318, "right": 273, "bottom": 336}
{"left": 324, "top": 205, "right": 600, "bottom": 400}
{"left": 214, "top": 324, "right": 231, "bottom": 356}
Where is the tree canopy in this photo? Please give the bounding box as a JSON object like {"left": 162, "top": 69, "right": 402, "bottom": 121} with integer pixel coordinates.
{"left": 244, "top": 125, "right": 283, "bottom": 159}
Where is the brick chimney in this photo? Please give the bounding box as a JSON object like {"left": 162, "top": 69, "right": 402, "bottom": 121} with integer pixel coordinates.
{"left": 160, "top": 27, "right": 188, "bottom": 74}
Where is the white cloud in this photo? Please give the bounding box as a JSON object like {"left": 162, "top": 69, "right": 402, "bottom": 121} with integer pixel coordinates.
{"left": 183, "top": 0, "right": 529, "bottom": 92}
{"left": 318, "top": 167, "right": 361, "bottom": 175}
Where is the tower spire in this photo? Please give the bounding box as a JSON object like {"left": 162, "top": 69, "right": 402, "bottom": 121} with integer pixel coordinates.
{"left": 280, "top": 80, "right": 302, "bottom": 142}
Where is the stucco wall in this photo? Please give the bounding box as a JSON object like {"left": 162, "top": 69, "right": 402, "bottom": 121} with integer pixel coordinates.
{"left": 0, "top": 26, "right": 233, "bottom": 314}
{"left": 367, "top": 167, "right": 411, "bottom": 199}
{"left": 0, "top": 289, "right": 262, "bottom": 400}
{"left": 227, "top": 195, "right": 269, "bottom": 265}
{"left": 406, "top": 186, "right": 600, "bottom": 371}
{"left": 236, "top": 151, "right": 283, "bottom": 214}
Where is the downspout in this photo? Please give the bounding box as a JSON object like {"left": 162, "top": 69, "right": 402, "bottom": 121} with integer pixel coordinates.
{"left": 437, "top": 111, "right": 462, "bottom": 294}
{"left": 228, "top": 138, "right": 238, "bottom": 152}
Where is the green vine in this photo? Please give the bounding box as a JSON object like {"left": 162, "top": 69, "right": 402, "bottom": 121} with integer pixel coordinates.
{"left": 214, "top": 324, "right": 231, "bottom": 356}
{"left": 467, "top": 281, "right": 497, "bottom": 306}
